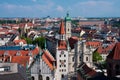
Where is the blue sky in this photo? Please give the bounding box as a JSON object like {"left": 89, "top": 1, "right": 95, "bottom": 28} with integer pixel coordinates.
{"left": 0, "top": 0, "right": 120, "bottom": 17}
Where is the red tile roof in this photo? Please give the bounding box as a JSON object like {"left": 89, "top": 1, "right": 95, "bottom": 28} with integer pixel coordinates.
{"left": 0, "top": 47, "right": 39, "bottom": 56}
{"left": 27, "top": 23, "right": 33, "bottom": 27}
{"left": 59, "top": 20, "right": 65, "bottom": 35}
{"left": 97, "top": 43, "right": 115, "bottom": 54}
{"left": 58, "top": 40, "right": 67, "bottom": 50}
{"left": 86, "top": 41, "right": 102, "bottom": 48}
{"left": 13, "top": 39, "right": 26, "bottom": 45}
{"left": 11, "top": 56, "right": 29, "bottom": 67}
{"left": 107, "top": 42, "right": 120, "bottom": 60}
{"left": 68, "top": 37, "right": 79, "bottom": 49}
{"left": 78, "top": 63, "right": 97, "bottom": 78}
{"left": 42, "top": 49, "right": 55, "bottom": 70}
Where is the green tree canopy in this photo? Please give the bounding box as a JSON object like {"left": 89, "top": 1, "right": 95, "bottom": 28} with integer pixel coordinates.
{"left": 25, "top": 38, "right": 32, "bottom": 44}
{"left": 32, "top": 37, "right": 45, "bottom": 49}
{"left": 93, "top": 51, "right": 102, "bottom": 62}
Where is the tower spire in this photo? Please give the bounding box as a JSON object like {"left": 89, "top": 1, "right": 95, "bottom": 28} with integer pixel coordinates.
{"left": 59, "top": 20, "right": 65, "bottom": 35}
{"left": 58, "top": 20, "right": 67, "bottom": 50}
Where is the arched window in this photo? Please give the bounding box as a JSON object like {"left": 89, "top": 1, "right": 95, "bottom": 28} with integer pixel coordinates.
{"left": 39, "top": 75, "right": 43, "bottom": 80}
{"left": 61, "top": 74, "right": 64, "bottom": 78}
{"left": 72, "top": 57, "right": 74, "bottom": 62}
{"left": 31, "top": 76, "right": 35, "bottom": 80}
{"left": 86, "top": 57, "right": 88, "bottom": 61}
{"left": 46, "top": 76, "right": 50, "bottom": 80}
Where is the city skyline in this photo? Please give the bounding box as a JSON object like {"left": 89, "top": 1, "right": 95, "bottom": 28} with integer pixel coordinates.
{"left": 0, "top": 0, "right": 120, "bottom": 17}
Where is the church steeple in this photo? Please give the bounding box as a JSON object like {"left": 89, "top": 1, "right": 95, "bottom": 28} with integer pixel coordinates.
{"left": 58, "top": 20, "right": 67, "bottom": 50}
{"left": 59, "top": 20, "right": 65, "bottom": 35}
{"left": 65, "top": 12, "right": 71, "bottom": 40}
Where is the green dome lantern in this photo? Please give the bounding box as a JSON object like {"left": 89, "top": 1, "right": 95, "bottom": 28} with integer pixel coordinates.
{"left": 65, "top": 12, "right": 71, "bottom": 21}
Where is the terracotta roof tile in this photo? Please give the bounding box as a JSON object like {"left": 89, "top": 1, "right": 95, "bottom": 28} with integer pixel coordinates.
{"left": 13, "top": 39, "right": 26, "bottom": 45}
{"left": 58, "top": 40, "right": 67, "bottom": 50}
{"left": 107, "top": 42, "right": 120, "bottom": 60}
{"left": 42, "top": 50, "right": 55, "bottom": 70}
{"left": 68, "top": 37, "right": 78, "bottom": 49}
{"left": 97, "top": 43, "right": 115, "bottom": 54}
{"left": 86, "top": 41, "right": 102, "bottom": 48}
{"left": 78, "top": 63, "right": 97, "bottom": 78}
{"left": 11, "top": 56, "right": 29, "bottom": 67}
{"left": 32, "top": 47, "right": 39, "bottom": 55}
{"left": 59, "top": 20, "right": 65, "bottom": 35}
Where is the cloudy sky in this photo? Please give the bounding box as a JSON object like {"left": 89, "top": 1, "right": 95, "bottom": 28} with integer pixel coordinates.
{"left": 0, "top": 0, "right": 120, "bottom": 17}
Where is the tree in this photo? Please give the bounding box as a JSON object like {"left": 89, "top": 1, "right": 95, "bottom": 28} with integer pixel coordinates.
{"left": 32, "top": 37, "right": 45, "bottom": 49}
{"left": 93, "top": 51, "right": 102, "bottom": 62}
{"left": 25, "top": 38, "right": 32, "bottom": 44}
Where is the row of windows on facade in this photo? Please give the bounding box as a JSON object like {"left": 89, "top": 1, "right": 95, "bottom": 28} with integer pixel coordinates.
{"left": 59, "top": 56, "right": 75, "bottom": 62}
{"left": 60, "top": 64, "right": 66, "bottom": 67}
{"left": 79, "top": 56, "right": 89, "bottom": 62}
{"left": 59, "top": 69, "right": 66, "bottom": 72}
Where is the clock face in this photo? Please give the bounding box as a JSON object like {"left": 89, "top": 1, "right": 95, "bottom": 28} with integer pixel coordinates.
{"left": 61, "top": 51, "right": 64, "bottom": 54}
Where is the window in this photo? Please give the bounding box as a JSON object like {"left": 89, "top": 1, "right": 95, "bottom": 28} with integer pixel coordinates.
{"left": 86, "top": 57, "right": 88, "bottom": 61}
{"left": 31, "top": 76, "right": 35, "bottom": 80}
{"left": 64, "top": 60, "right": 66, "bottom": 62}
{"left": 16, "top": 51, "right": 21, "bottom": 56}
{"left": 46, "top": 76, "right": 50, "bottom": 80}
{"left": 4, "top": 51, "right": 9, "bottom": 56}
{"left": 68, "top": 29, "right": 69, "bottom": 31}
{"left": 61, "top": 74, "right": 64, "bottom": 78}
{"left": 64, "top": 65, "right": 66, "bottom": 67}
{"left": 60, "top": 65, "right": 61, "bottom": 67}
{"left": 64, "top": 55, "right": 66, "bottom": 57}
{"left": 72, "top": 57, "right": 74, "bottom": 62}
{"left": 28, "top": 51, "right": 32, "bottom": 56}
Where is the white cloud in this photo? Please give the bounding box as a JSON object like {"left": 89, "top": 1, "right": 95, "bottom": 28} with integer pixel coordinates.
{"left": 56, "top": 5, "right": 64, "bottom": 12}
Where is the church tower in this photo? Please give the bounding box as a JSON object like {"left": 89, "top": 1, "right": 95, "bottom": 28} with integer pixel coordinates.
{"left": 65, "top": 12, "right": 71, "bottom": 40}
{"left": 55, "top": 20, "right": 69, "bottom": 80}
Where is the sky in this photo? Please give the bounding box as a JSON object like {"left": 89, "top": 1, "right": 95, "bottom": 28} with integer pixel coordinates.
{"left": 0, "top": 0, "right": 120, "bottom": 17}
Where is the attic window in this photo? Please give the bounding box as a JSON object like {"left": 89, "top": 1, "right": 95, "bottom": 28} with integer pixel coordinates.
{"left": 16, "top": 51, "right": 21, "bottom": 56}
{"left": 28, "top": 51, "right": 32, "bottom": 56}
{"left": 4, "top": 51, "right": 9, "bottom": 56}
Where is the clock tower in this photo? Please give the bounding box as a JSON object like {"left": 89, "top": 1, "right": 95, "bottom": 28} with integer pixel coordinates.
{"left": 55, "top": 20, "right": 69, "bottom": 80}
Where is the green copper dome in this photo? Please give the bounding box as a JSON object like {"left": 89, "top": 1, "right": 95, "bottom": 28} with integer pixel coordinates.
{"left": 65, "top": 12, "right": 71, "bottom": 21}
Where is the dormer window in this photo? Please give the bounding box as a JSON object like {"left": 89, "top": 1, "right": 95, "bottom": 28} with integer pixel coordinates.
{"left": 28, "top": 51, "right": 32, "bottom": 56}
{"left": 16, "top": 51, "right": 21, "bottom": 56}
{"left": 4, "top": 51, "right": 9, "bottom": 56}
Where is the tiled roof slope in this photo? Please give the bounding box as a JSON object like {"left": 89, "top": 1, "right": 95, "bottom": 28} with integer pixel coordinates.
{"left": 42, "top": 49, "right": 55, "bottom": 70}
{"left": 107, "top": 42, "right": 120, "bottom": 60}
